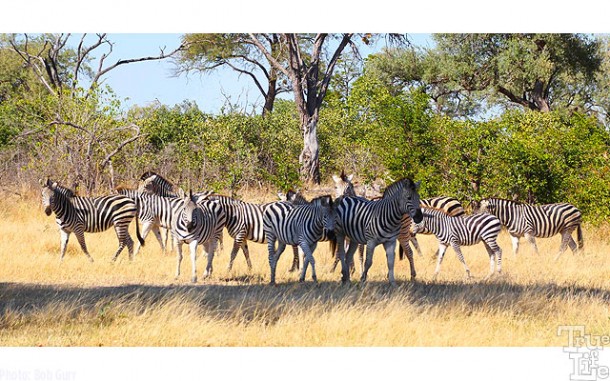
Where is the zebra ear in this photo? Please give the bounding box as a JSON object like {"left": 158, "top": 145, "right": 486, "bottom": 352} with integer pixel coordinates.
{"left": 332, "top": 175, "right": 340, "bottom": 183}
{"left": 347, "top": 174, "right": 354, "bottom": 182}
{"left": 177, "top": 188, "right": 186, "bottom": 198}
{"left": 414, "top": 180, "right": 421, "bottom": 190}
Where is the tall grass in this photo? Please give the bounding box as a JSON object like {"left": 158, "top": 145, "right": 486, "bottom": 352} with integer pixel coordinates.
{"left": 0, "top": 188, "right": 608, "bottom": 346}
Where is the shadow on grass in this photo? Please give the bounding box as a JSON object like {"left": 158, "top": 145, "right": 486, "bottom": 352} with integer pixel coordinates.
{"left": 1, "top": 277, "right": 609, "bottom": 324}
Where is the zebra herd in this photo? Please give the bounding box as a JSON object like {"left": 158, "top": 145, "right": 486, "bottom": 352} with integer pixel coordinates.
{"left": 39, "top": 171, "right": 584, "bottom": 285}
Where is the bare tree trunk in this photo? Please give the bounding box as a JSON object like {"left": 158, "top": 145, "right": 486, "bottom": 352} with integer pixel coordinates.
{"left": 299, "top": 112, "right": 321, "bottom": 184}
{"left": 262, "top": 74, "right": 277, "bottom": 117}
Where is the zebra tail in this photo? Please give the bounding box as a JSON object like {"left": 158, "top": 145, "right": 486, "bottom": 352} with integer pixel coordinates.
{"left": 135, "top": 198, "right": 145, "bottom": 247}
{"left": 398, "top": 245, "right": 404, "bottom": 261}
{"left": 577, "top": 223, "right": 583, "bottom": 250}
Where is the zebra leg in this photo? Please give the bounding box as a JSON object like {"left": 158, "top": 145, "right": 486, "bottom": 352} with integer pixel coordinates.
{"left": 360, "top": 242, "right": 376, "bottom": 284}
{"left": 73, "top": 229, "right": 94, "bottom": 262}
{"left": 510, "top": 234, "right": 520, "bottom": 256}
{"left": 343, "top": 239, "right": 360, "bottom": 284}
{"left": 451, "top": 243, "right": 471, "bottom": 279}
{"left": 482, "top": 242, "right": 496, "bottom": 279}
{"left": 151, "top": 225, "right": 165, "bottom": 254}
{"left": 289, "top": 245, "right": 300, "bottom": 273}
{"left": 163, "top": 227, "right": 170, "bottom": 255}
{"left": 175, "top": 242, "right": 183, "bottom": 280}
{"left": 555, "top": 228, "right": 576, "bottom": 260}
{"left": 400, "top": 239, "right": 416, "bottom": 280}
{"left": 299, "top": 242, "right": 318, "bottom": 283}
{"left": 189, "top": 240, "right": 199, "bottom": 282}
{"left": 58, "top": 229, "right": 71, "bottom": 262}
{"left": 227, "top": 237, "right": 243, "bottom": 272}
{"left": 383, "top": 240, "right": 398, "bottom": 286}
{"left": 335, "top": 233, "right": 350, "bottom": 284}
{"left": 357, "top": 244, "right": 364, "bottom": 276}
{"left": 242, "top": 242, "right": 253, "bottom": 270}
{"left": 524, "top": 233, "right": 539, "bottom": 255}
{"left": 410, "top": 236, "right": 423, "bottom": 257}
{"left": 111, "top": 224, "right": 132, "bottom": 261}
{"left": 203, "top": 239, "right": 218, "bottom": 278}
{"left": 433, "top": 244, "right": 449, "bottom": 279}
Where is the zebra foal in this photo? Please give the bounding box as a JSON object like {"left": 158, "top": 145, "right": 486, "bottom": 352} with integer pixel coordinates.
{"left": 476, "top": 198, "right": 583, "bottom": 260}
{"left": 40, "top": 179, "right": 144, "bottom": 262}
{"left": 411, "top": 207, "right": 502, "bottom": 279}
{"left": 264, "top": 195, "right": 336, "bottom": 285}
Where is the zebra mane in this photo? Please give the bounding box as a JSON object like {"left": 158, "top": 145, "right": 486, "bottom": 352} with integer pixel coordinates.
{"left": 139, "top": 171, "right": 160, "bottom": 181}
{"left": 310, "top": 194, "right": 333, "bottom": 206}
{"left": 50, "top": 181, "right": 76, "bottom": 198}
{"left": 382, "top": 178, "right": 416, "bottom": 198}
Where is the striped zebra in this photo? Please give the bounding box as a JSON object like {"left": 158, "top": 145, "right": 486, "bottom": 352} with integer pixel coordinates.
{"left": 139, "top": 171, "right": 179, "bottom": 197}
{"left": 115, "top": 188, "right": 182, "bottom": 257}
{"left": 40, "top": 179, "right": 145, "bottom": 262}
{"left": 203, "top": 194, "right": 301, "bottom": 273}
{"left": 173, "top": 190, "right": 226, "bottom": 282}
{"left": 334, "top": 178, "right": 423, "bottom": 285}
{"left": 476, "top": 198, "right": 583, "bottom": 260}
{"left": 264, "top": 195, "right": 336, "bottom": 285}
{"left": 411, "top": 206, "right": 502, "bottom": 279}
{"left": 331, "top": 172, "right": 366, "bottom": 275}
{"left": 400, "top": 196, "right": 466, "bottom": 258}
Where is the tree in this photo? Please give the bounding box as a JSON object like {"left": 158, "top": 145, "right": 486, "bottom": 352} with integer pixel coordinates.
{"left": 367, "top": 34, "right": 602, "bottom": 116}
{"left": 177, "top": 34, "right": 290, "bottom": 117}
{"left": 248, "top": 33, "right": 359, "bottom": 184}
{"left": 4, "top": 34, "right": 183, "bottom": 192}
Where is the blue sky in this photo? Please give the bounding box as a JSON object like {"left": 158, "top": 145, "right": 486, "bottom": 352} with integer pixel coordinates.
{"left": 86, "top": 33, "right": 434, "bottom": 114}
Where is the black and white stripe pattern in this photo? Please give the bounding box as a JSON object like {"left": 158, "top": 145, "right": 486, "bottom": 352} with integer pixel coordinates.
{"left": 116, "top": 187, "right": 183, "bottom": 257}
{"left": 139, "top": 171, "right": 179, "bottom": 197}
{"left": 41, "top": 179, "right": 144, "bottom": 262}
{"left": 398, "top": 196, "right": 466, "bottom": 260}
{"left": 334, "top": 178, "right": 423, "bottom": 285}
{"left": 477, "top": 198, "right": 583, "bottom": 259}
{"left": 173, "top": 190, "right": 226, "bottom": 282}
{"left": 264, "top": 195, "right": 336, "bottom": 285}
{"left": 411, "top": 206, "right": 502, "bottom": 279}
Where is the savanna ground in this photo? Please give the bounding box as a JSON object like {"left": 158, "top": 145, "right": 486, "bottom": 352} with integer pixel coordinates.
{"left": 0, "top": 187, "right": 608, "bottom": 346}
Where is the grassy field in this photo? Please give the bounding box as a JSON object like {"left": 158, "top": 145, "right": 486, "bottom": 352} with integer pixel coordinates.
{"left": 0, "top": 188, "right": 608, "bottom": 346}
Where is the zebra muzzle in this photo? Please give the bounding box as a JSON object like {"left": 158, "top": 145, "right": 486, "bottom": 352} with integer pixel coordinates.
{"left": 44, "top": 206, "right": 52, "bottom": 216}
{"left": 187, "top": 221, "right": 196, "bottom": 232}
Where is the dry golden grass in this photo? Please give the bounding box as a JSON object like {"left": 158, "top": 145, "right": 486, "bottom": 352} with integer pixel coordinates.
{"left": 0, "top": 187, "right": 608, "bottom": 346}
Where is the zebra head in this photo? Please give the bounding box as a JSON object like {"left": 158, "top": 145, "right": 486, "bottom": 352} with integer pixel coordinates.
{"left": 40, "top": 178, "right": 57, "bottom": 216}
{"left": 285, "top": 189, "right": 308, "bottom": 205}
{"left": 332, "top": 170, "right": 356, "bottom": 198}
{"left": 386, "top": 178, "right": 423, "bottom": 224}
{"left": 312, "top": 195, "right": 336, "bottom": 240}
{"left": 181, "top": 190, "right": 200, "bottom": 233}
{"left": 477, "top": 199, "right": 493, "bottom": 214}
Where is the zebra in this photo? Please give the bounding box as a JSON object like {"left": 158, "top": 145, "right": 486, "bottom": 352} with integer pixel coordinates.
{"left": 411, "top": 206, "right": 502, "bottom": 279}
{"left": 40, "top": 178, "right": 145, "bottom": 262}
{"left": 139, "top": 171, "right": 179, "bottom": 197}
{"left": 203, "top": 194, "right": 301, "bottom": 273}
{"left": 334, "top": 178, "right": 423, "bottom": 285}
{"left": 115, "top": 187, "right": 184, "bottom": 257}
{"left": 264, "top": 195, "right": 336, "bottom": 285}
{"left": 173, "top": 190, "right": 226, "bottom": 282}
{"left": 399, "top": 196, "right": 466, "bottom": 258}
{"left": 130, "top": 172, "right": 218, "bottom": 255}
{"left": 476, "top": 198, "right": 583, "bottom": 260}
